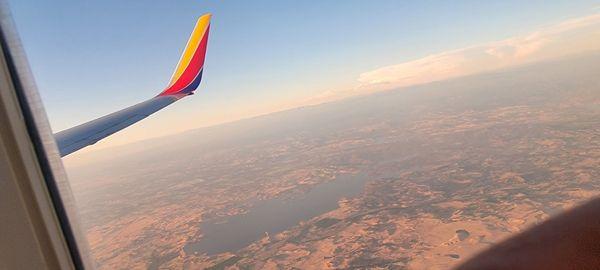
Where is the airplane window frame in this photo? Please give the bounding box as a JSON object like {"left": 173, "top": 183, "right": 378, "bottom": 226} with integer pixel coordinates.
{"left": 0, "top": 3, "right": 92, "bottom": 269}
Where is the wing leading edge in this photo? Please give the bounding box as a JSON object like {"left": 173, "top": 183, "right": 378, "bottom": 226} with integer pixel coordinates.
{"left": 54, "top": 14, "right": 211, "bottom": 157}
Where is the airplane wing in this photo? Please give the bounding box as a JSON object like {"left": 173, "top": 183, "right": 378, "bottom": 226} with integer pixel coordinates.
{"left": 54, "top": 14, "right": 211, "bottom": 157}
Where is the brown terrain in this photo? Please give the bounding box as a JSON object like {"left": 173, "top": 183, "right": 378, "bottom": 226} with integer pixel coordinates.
{"left": 64, "top": 55, "right": 599, "bottom": 269}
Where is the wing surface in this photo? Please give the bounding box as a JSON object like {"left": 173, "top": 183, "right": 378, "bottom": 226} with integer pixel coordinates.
{"left": 54, "top": 14, "right": 211, "bottom": 157}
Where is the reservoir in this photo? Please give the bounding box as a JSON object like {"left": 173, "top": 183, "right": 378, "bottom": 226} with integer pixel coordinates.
{"left": 184, "top": 173, "right": 367, "bottom": 255}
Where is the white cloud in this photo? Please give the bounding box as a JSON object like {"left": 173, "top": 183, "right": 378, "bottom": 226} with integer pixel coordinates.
{"left": 354, "top": 13, "right": 600, "bottom": 93}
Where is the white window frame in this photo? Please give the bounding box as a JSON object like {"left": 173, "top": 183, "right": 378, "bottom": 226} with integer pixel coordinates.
{"left": 0, "top": 2, "right": 93, "bottom": 269}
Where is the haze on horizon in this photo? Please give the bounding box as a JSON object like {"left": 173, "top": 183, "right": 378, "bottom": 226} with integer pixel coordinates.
{"left": 62, "top": 51, "right": 599, "bottom": 166}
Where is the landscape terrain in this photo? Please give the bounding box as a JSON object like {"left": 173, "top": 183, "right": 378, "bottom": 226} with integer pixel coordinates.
{"left": 64, "top": 54, "right": 600, "bottom": 269}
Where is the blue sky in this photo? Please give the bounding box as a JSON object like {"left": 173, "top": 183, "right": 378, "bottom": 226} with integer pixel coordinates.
{"left": 7, "top": 0, "right": 599, "bottom": 147}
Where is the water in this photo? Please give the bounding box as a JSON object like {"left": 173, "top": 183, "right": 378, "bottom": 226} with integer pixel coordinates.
{"left": 184, "top": 173, "right": 367, "bottom": 255}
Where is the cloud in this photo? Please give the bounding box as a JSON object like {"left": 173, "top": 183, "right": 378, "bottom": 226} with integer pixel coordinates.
{"left": 355, "top": 13, "right": 600, "bottom": 92}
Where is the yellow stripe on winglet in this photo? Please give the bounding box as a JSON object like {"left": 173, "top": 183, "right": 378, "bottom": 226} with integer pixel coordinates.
{"left": 168, "top": 13, "right": 211, "bottom": 87}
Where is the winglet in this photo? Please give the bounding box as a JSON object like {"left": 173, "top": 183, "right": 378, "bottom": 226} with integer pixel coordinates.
{"left": 159, "top": 13, "right": 211, "bottom": 96}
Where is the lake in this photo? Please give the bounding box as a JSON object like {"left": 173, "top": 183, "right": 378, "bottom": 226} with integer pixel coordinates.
{"left": 184, "top": 173, "right": 367, "bottom": 255}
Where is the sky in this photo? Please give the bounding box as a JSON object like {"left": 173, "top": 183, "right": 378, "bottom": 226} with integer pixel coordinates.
{"left": 7, "top": 0, "right": 600, "bottom": 149}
